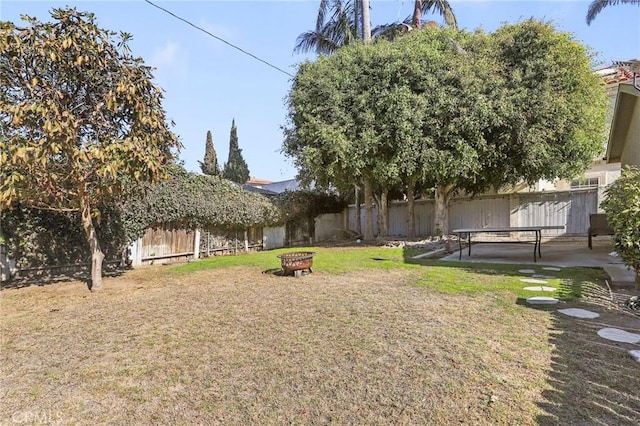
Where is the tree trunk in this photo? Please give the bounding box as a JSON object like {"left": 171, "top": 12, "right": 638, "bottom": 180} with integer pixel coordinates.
{"left": 413, "top": 0, "right": 422, "bottom": 29}
{"left": 407, "top": 178, "right": 416, "bottom": 238}
{"left": 79, "top": 192, "right": 104, "bottom": 291}
{"left": 364, "top": 178, "right": 374, "bottom": 240}
{"left": 355, "top": 185, "right": 362, "bottom": 235}
{"left": 361, "top": 0, "right": 371, "bottom": 43}
{"left": 375, "top": 188, "right": 389, "bottom": 238}
{"left": 381, "top": 188, "right": 389, "bottom": 238}
{"left": 354, "top": 0, "right": 361, "bottom": 39}
{"left": 434, "top": 183, "right": 455, "bottom": 237}
{"left": 307, "top": 215, "right": 315, "bottom": 244}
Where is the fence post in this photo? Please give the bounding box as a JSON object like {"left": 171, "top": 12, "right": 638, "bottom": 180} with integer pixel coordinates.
{"left": 509, "top": 192, "right": 520, "bottom": 227}
{"left": 193, "top": 229, "right": 201, "bottom": 260}
{"left": 597, "top": 186, "right": 607, "bottom": 212}
{"left": 129, "top": 238, "right": 143, "bottom": 267}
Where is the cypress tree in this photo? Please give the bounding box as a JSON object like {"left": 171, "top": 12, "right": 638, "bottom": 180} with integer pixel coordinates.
{"left": 222, "top": 119, "right": 250, "bottom": 184}
{"left": 199, "top": 130, "right": 220, "bottom": 176}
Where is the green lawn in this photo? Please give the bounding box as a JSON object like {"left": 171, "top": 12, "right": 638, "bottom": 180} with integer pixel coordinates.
{"left": 2, "top": 246, "right": 636, "bottom": 425}
{"left": 174, "top": 246, "right": 603, "bottom": 301}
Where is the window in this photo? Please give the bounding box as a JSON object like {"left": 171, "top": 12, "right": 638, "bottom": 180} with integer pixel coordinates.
{"left": 571, "top": 177, "right": 599, "bottom": 189}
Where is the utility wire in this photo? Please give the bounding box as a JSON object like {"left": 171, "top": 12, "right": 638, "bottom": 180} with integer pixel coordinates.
{"left": 143, "top": 0, "right": 294, "bottom": 78}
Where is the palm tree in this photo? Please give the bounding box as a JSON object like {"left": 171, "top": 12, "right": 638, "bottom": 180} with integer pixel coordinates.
{"left": 293, "top": 0, "right": 359, "bottom": 55}
{"left": 372, "top": 1, "right": 456, "bottom": 41}
{"left": 294, "top": 0, "right": 457, "bottom": 55}
{"left": 586, "top": 0, "right": 640, "bottom": 25}
{"left": 412, "top": 1, "right": 457, "bottom": 29}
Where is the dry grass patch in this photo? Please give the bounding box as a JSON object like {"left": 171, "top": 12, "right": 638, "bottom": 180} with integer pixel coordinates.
{"left": 1, "top": 262, "right": 638, "bottom": 425}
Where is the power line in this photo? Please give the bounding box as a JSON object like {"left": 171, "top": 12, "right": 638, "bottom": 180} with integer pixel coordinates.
{"left": 143, "top": 0, "right": 294, "bottom": 78}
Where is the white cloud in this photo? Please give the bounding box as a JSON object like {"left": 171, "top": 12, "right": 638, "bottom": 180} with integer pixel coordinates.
{"left": 149, "top": 41, "right": 188, "bottom": 83}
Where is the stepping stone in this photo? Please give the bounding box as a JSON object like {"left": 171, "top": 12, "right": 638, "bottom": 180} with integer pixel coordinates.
{"left": 557, "top": 308, "right": 600, "bottom": 319}
{"left": 526, "top": 296, "right": 559, "bottom": 305}
{"left": 523, "top": 286, "right": 557, "bottom": 292}
{"left": 532, "top": 274, "right": 555, "bottom": 279}
{"left": 518, "top": 269, "right": 536, "bottom": 274}
{"left": 542, "top": 267, "right": 562, "bottom": 271}
{"left": 629, "top": 350, "right": 640, "bottom": 363}
{"left": 597, "top": 328, "right": 640, "bottom": 344}
{"left": 521, "top": 278, "right": 548, "bottom": 284}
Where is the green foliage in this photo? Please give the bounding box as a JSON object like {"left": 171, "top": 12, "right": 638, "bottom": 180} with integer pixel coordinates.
{"left": 1, "top": 203, "right": 126, "bottom": 268}
{"left": 199, "top": 131, "right": 220, "bottom": 176}
{"left": 222, "top": 119, "right": 250, "bottom": 184}
{"left": 275, "top": 190, "right": 347, "bottom": 226}
{"left": 0, "top": 8, "right": 181, "bottom": 288}
{"left": 602, "top": 166, "right": 640, "bottom": 272}
{"left": 485, "top": 20, "right": 608, "bottom": 191}
{"left": 0, "top": 8, "right": 180, "bottom": 210}
{"left": 122, "top": 167, "right": 280, "bottom": 241}
{"left": 284, "top": 20, "right": 608, "bottom": 232}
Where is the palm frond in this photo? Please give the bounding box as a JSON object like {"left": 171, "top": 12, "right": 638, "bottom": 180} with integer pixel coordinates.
{"left": 293, "top": 31, "right": 340, "bottom": 55}
{"left": 316, "top": 0, "right": 330, "bottom": 31}
{"left": 421, "top": 0, "right": 457, "bottom": 29}
{"left": 586, "top": 0, "right": 640, "bottom": 25}
{"left": 372, "top": 20, "right": 412, "bottom": 41}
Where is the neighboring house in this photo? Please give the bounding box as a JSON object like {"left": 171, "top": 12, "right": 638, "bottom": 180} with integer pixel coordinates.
{"left": 245, "top": 178, "right": 300, "bottom": 249}
{"left": 518, "top": 63, "right": 635, "bottom": 193}
{"left": 245, "top": 177, "right": 301, "bottom": 194}
{"left": 261, "top": 179, "right": 302, "bottom": 194}
{"left": 605, "top": 60, "right": 640, "bottom": 167}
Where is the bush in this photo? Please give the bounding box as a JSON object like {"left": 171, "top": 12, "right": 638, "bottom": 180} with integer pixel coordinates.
{"left": 602, "top": 166, "right": 640, "bottom": 274}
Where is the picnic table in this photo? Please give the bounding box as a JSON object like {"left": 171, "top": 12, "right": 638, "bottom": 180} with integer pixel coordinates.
{"left": 452, "top": 226, "right": 565, "bottom": 263}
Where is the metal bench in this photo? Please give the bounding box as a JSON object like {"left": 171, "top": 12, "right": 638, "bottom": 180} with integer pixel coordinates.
{"left": 588, "top": 213, "right": 614, "bottom": 249}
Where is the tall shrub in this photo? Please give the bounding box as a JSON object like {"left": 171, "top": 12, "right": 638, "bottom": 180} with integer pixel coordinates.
{"left": 602, "top": 166, "right": 640, "bottom": 276}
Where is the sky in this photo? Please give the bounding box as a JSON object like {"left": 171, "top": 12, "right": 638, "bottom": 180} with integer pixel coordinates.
{"left": 1, "top": 1, "right": 639, "bottom": 182}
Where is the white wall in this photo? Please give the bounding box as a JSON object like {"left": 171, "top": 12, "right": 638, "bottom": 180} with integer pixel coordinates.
{"left": 263, "top": 226, "right": 286, "bottom": 250}
{"left": 318, "top": 188, "right": 599, "bottom": 239}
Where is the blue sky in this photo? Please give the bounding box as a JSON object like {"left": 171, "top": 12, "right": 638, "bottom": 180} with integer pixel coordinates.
{"left": 2, "top": 1, "right": 639, "bottom": 182}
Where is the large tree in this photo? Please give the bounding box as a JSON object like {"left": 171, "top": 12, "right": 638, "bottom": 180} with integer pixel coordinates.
{"left": 0, "top": 8, "right": 180, "bottom": 290}
{"left": 222, "top": 119, "right": 250, "bottom": 184}
{"left": 284, "top": 22, "right": 607, "bottom": 236}
{"left": 586, "top": 0, "right": 640, "bottom": 25}
{"left": 199, "top": 130, "right": 220, "bottom": 176}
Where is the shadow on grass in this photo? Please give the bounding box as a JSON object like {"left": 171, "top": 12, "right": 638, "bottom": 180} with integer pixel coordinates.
{"left": 402, "top": 246, "right": 640, "bottom": 423}
{"left": 1, "top": 264, "right": 126, "bottom": 291}
{"left": 536, "top": 310, "right": 640, "bottom": 425}
{"left": 262, "top": 268, "right": 314, "bottom": 278}
{"left": 401, "top": 247, "right": 608, "bottom": 301}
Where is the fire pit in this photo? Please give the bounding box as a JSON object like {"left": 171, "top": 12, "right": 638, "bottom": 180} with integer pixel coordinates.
{"left": 277, "top": 251, "right": 316, "bottom": 277}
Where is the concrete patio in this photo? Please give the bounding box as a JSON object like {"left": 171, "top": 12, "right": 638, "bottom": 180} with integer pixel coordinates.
{"left": 440, "top": 238, "right": 637, "bottom": 287}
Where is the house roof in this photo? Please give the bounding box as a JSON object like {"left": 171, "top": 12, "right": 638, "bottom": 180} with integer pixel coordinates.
{"left": 241, "top": 184, "right": 279, "bottom": 196}
{"left": 245, "top": 177, "right": 274, "bottom": 187}
{"left": 606, "top": 82, "right": 640, "bottom": 165}
{"left": 596, "top": 66, "right": 634, "bottom": 87}
{"left": 261, "top": 179, "right": 302, "bottom": 194}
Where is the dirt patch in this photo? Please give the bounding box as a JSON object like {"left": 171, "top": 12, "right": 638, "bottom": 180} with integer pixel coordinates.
{"left": 1, "top": 266, "right": 638, "bottom": 424}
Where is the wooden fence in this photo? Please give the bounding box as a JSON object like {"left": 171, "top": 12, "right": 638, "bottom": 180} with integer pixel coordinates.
{"left": 128, "top": 225, "right": 266, "bottom": 266}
